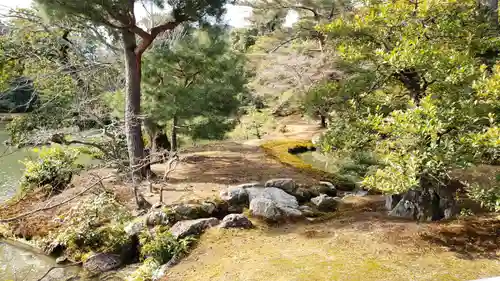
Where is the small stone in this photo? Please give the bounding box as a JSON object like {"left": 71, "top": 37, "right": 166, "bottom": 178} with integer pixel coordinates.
{"left": 311, "top": 194, "right": 338, "bottom": 212}
{"left": 145, "top": 211, "right": 169, "bottom": 226}
{"left": 83, "top": 253, "right": 121, "bottom": 273}
{"left": 124, "top": 220, "right": 144, "bottom": 236}
{"left": 56, "top": 256, "right": 68, "bottom": 264}
{"left": 152, "top": 203, "right": 163, "bottom": 209}
{"left": 218, "top": 214, "right": 253, "bottom": 229}
{"left": 265, "top": 178, "right": 298, "bottom": 195}
{"left": 298, "top": 205, "right": 316, "bottom": 217}
{"left": 201, "top": 201, "right": 216, "bottom": 215}
{"left": 170, "top": 218, "right": 219, "bottom": 239}
{"left": 317, "top": 181, "right": 338, "bottom": 197}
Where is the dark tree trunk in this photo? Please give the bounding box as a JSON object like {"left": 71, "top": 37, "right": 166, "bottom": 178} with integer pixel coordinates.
{"left": 122, "top": 30, "right": 146, "bottom": 180}
{"left": 320, "top": 115, "right": 327, "bottom": 128}
{"left": 171, "top": 115, "right": 178, "bottom": 151}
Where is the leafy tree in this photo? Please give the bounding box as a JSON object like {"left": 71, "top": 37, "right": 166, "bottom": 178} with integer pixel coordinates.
{"left": 318, "top": 0, "right": 499, "bottom": 209}
{"left": 34, "top": 0, "right": 228, "bottom": 179}
{"left": 140, "top": 26, "right": 248, "bottom": 150}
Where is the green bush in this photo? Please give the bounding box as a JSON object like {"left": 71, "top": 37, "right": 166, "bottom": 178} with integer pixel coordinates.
{"left": 20, "top": 146, "right": 83, "bottom": 195}
{"left": 51, "top": 192, "right": 133, "bottom": 260}
{"left": 467, "top": 174, "right": 500, "bottom": 212}
{"left": 139, "top": 227, "right": 195, "bottom": 264}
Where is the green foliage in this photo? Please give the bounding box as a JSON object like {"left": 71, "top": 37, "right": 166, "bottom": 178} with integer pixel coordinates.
{"left": 302, "top": 81, "right": 342, "bottom": 120}
{"left": 139, "top": 226, "right": 195, "bottom": 264}
{"left": 467, "top": 173, "right": 500, "bottom": 212}
{"left": 20, "top": 146, "right": 82, "bottom": 195}
{"left": 316, "top": 0, "right": 500, "bottom": 200}
{"left": 140, "top": 26, "right": 249, "bottom": 142}
{"left": 51, "top": 192, "right": 132, "bottom": 260}
{"left": 126, "top": 257, "right": 160, "bottom": 281}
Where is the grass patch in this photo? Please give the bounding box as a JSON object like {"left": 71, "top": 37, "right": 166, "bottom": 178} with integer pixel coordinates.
{"left": 260, "top": 140, "right": 356, "bottom": 190}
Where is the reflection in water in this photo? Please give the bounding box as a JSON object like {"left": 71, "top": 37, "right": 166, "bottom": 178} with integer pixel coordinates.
{"left": 0, "top": 123, "right": 82, "bottom": 280}
{"left": 0, "top": 240, "right": 80, "bottom": 280}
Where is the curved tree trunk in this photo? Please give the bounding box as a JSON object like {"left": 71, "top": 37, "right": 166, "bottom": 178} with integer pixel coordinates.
{"left": 122, "top": 30, "right": 145, "bottom": 180}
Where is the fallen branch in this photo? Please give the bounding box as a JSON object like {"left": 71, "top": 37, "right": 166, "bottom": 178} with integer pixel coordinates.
{"left": 36, "top": 261, "right": 82, "bottom": 281}
{"left": 0, "top": 175, "right": 112, "bottom": 223}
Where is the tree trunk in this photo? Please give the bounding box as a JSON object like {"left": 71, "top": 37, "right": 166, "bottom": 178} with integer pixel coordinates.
{"left": 122, "top": 30, "right": 146, "bottom": 180}
{"left": 171, "top": 115, "right": 178, "bottom": 151}
{"left": 320, "top": 115, "right": 327, "bottom": 128}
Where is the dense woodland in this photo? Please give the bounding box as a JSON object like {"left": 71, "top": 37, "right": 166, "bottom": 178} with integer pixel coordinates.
{"left": 0, "top": 0, "right": 499, "bottom": 279}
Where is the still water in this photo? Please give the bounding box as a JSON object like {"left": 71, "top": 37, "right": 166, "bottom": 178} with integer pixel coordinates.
{"left": 0, "top": 123, "right": 82, "bottom": 280}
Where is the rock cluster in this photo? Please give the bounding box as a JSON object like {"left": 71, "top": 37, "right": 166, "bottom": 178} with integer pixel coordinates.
{"left": 219, "top": 178, "right": 343, "bottom": 221}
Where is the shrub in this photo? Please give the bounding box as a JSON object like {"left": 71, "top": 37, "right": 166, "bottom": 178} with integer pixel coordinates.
{"left": 50, "top": 192, "right": 133, "bottom": 260}
{"left": 467, "top": 173, "right": 500, "bottom": 212}
{"left": 20, "top": 146, "right": 83, "bottom": 195}
{"left": 126, "top": 257, "right": 160, "bottom": 281}
{"left": 139, "top": 226, "right": 195, "bottom": 264}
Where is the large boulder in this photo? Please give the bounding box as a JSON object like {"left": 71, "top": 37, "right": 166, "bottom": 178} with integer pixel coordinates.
{"left": 83, "top": 253, "right": 121, "bottom": 273}
{"left": 249, "top": 197, "right": 302, "bottom": 221}
{"left": 247, "top": 187, "right": 300, "bottom": 210}
{"left": 218, "top": 214, "right": 253, "bottom": 229}
{"left": 169, "top": 218, "right": 219, "bottom": 239}
{"left": 265, "top": 178, "right": 298, "bottom": 195}
{"left": 388, "top": 188, "right": 457, "bottom": 221}
{"left": 311, "top": 194, "right": 338, "bottom": 212}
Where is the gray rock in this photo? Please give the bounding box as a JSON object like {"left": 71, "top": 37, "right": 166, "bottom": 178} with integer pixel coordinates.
{"left": 219, "top": 214, "right": 253, "bottom": 229}
{"left": 389, "top": 188, "right": 457, "bottom": 221}
{"left": 220, "top": 186, "right": 249, "bottom": 205}
{"left": 265, "top": 178, "right": 298, "bottom": 194}
{"left": 249, "top": 198, "right": 283, "bottom": 220}
{"left": 311, "top": 194, "right": 338, "bottom": 212}
{"left": 124, "top": 220, "right": 144, "bottom": 236}
{"left": 298, "top": 205, "right": 316, "bottom": 217}
{"left": 43, "top": 241, "right": 64, "bottom": 256}
{"left": 247, "top": 187, "right": 302, "bottom": 221}
{"left": 145, "top": 210, "right": 169, "bottom": 226}
{"left": 318, "top": 181, "right": 338, "bottom": 197}
{"left": 152, "top": 263, "right": 169, "bottom": 281}
{"left": 83, "top": 253, "right": 121, "bottom": 273}
{"left": 385, "top": 194, "right": 402, "bottom": 211}
{"left": 247, "top": 187, "right": 299, "bottom": 209}
{"left": 170, "top": 218, "right": 219, "bottom": 239}
{"left": 56, "top": 256, "right": 68, "bottom": 264}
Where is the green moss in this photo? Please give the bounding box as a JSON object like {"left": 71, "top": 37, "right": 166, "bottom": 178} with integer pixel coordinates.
{"left": 260, "top": 140, "right": 356, "bottom": 190}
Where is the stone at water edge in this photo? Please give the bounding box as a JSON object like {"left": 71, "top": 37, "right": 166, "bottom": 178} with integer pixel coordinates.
{"left": 265, "top": 178, "right": 298, "bottom": 195}
{"left": 56, "top": 256, "right": 68, "bottom": 264}
{"left": 218, "top": 214, "right": 253, "bottom": 229}
{"left": 83, "top": 253, "right": 122, "bottom": 273}
{"left": 170, "top": 217, "right": 219, "bottom": 239}
{"left": 311, "top": 194, "right": 338, "bottom": 212}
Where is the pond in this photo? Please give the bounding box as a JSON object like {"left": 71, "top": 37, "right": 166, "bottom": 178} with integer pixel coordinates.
{"left": 0, "top": 123, "right": 83, "bottom": 280}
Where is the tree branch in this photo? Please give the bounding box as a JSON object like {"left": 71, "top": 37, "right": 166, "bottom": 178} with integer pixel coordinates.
{"left": 36, "top": 262, "right": 82, "bottom": 281}
{"left": 268, "top": 36, "right": 300, "bottom": 53}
